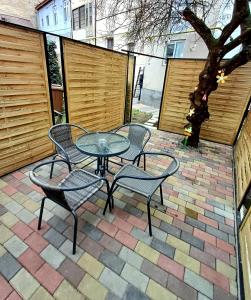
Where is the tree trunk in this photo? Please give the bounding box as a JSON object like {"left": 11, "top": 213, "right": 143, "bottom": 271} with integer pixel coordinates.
{"left": 184, "top": 56, "right": 219, "bottom": 147}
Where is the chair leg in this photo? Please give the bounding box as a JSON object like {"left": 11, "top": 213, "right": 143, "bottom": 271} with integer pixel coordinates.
{"left": 143, "top": 154, "right": 146, "bottom": 171}
{"left": 103, "top": 192, "right": 112, "bottom": 215}
{"left": 137, "top": 156, "right": 140, "bottom": 167}
{"left": 49, "top": 155, "right": 57, "bottom": 179}
{"left": 71, "top": 211, "right": 78, "bottom": 255}
{"left": 147, "top": 200, "right": 152, "bottom": 236}
{"left": 160, "top": 184, "right": 163, "bottom": 205}
{"left": 38, "top": 197, "right": 46, "bottom": 230}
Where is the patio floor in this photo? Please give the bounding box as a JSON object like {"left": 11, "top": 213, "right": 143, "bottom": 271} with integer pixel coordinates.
{"left": 0, "top": 130, "right": 237, "bottom": 300}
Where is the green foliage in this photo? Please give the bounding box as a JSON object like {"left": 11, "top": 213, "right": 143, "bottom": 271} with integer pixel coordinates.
{"left": 47, "top": 40, "right": 62, "bottom": 85}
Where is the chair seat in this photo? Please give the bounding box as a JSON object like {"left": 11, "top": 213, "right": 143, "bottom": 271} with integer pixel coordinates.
{"left": 59, "top": 145, "right": 89, "bottom": 164}
{"left": 59, "top": 169, "right": 103, "bottom": 210}
{"left": 117, "top": 145, "right": 141, "bottom": 161}
{"left": 115, "top": 165, "right": 162, "bottom": 197}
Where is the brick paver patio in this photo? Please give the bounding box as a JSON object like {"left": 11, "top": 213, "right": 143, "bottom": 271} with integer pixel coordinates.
{"left": 0, "top": 130, "right": 237, "bottom": 300}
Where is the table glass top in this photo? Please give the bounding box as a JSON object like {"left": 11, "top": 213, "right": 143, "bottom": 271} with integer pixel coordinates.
{"left": 76, "top": 132, "right": 130, "bottom": 157}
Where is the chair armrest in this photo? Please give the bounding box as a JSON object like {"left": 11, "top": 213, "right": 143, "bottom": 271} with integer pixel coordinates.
{"left": 132, "top": 151, "right": 179, "bottom": 176}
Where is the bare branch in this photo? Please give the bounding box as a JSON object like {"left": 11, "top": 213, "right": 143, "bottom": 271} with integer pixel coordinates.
{"left": 222, "top": 28, "right": 251, "bottom": 55}
{"left": 182, "top": 7, "right": 216, "bottom": 49}
{"left": 221, "top": 49, "right": 250, "bottom": 75}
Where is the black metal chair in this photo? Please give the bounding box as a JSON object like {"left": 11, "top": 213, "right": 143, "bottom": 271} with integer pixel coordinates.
{"left": 48, "top": 123, "right": 94, "bottom": 178}
{"left": 103, "top": 152, "right": 179, "bottom": 236}
{"left": 29, "top": 159, "right": 110, "bottom": 254}
{"left": 111, "top": 123, "right": 151, "bottom": 170}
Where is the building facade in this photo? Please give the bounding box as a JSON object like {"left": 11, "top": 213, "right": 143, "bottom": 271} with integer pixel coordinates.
{"left": 36, "top": 0, "right": 72, "bottom": 37}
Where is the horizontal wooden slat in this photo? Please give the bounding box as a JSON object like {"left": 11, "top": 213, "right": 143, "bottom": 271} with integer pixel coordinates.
{"left": 159, "top": 59, "right": 251, "bottom": 145}
{"left": 0, "top": 23, "right": 53, "bottom": 176}
{"left": 63, "top": 39, "right": 127, "bottom": 132}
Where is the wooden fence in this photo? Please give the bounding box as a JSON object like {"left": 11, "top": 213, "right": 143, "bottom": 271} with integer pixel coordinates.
{"left": 63, "top": 39, "right": 128, "bottom": 132}
{"left": 0, "top": 23, "right": 54, "bottom": 176}
{"left": 234, "top": 110, "right": 251, "bottom": 208}
{"left": 159, "top": 59, "right": 251, "bottom": 145}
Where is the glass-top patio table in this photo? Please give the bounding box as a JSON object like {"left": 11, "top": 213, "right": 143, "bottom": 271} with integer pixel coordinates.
{"left": 76, "top": 132, "right": 130, "bottom": 176}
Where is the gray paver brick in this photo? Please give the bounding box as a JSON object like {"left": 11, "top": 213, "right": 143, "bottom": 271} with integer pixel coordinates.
{"left": 48, "top": 215, "right": 68, "bottom": 233}
{"left": 59, "top": 239, "right": 84, "bottom": 262}
{"left": 121, "top": 263, "right": 149, "bottom": 292}
{"left": 167, "top": 274, "right": 197, "bottom": 300}
{"left": 16, "top": 208, "right": 36, "bottom": 224}
{"left": 119, "top": 246, "right": 143, "bottom": 270}
{"left": 5, "top": 201, "right": 23, "bottom": 214}
{"left": 204, "top": 210, "right": 225, "bottom": 224}
{"left": 81, "top": 223, "right": 103, "bottom": 241}
{"left": 206, "top": 199, "right": 224, "bottom": 210}
{"left": 206, "top": 225, "right": 228, "bottom": 242}
{"left": 4, "top": 236, "right": 28, "bottom": 258}
{"left": 141, "top": 259, "right": 168, "bottom": 287}
{"left": 181, "top": 231, "right": 204, "bottom": 250}
{"left": 219, "top": 223, "right": 234, "bottom": 235}
{"left": 123, "top": 284, "right": 150, "bottom": 300}
{"left": 100, "top": 249, "right": 125, "bottom": 274}
{"left": 151, "top": 226, "right": 167, "bottom": 241}
{"left": 44, "top": 228, "right": 66, "bottom": 248}
{"left": 151, "top": 237, "right": 175, "bottom": 258}
{"left": 159, "top": 221, "right": 181, "bottom": 238}
{"left": 10, "top": 268, "right": 40, "bottom": 299}
{"left": 186, "top": 216, "right": 206, "bottom": 231}
{"left": 100, "top": 267, "right": 128, "bottom": 298}
{"left": 0, "top": 252, "right": 22, "bottom": 280}
{"left": 124, "top": 204, "right": 142, "bottom": 217}
{"left": 198, "top": 293, "right": 211, "bottom": 300}
{"left": 184, "top": 269, "right": 213, "bottom": 299}
{"left": 131, "top": 228, "right": 152, "bottom": 245}
{"left": 40, "top": 244, "right": 65, "bottom": 269}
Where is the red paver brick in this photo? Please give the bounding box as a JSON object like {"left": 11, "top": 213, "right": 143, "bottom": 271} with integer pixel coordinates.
{"left": 204, "top": 242, "right": 230, "bottom": 264}
{"left": 12, "top": 172, "right": 26, "bottom": 180}
{"left": 127, "top": 215, "right": 147, "bottom": 231}
{"left": 25, "top": 232, "right": 48, "bottom": 253}
{"left": 166, "top": 208, "right": 185, "bottom": 221}
{"left": 82, "top": 201, "right": 99, "bottom": 214}
{"left": 80, "top": 237, "right": 104, "bottom": 259}
{"left": 35, "top": 263, "right": 63, "bottom": 294}
{"left": 201, "top": 263, "right": 229, "bottom": 292}
{"left": 225, "top": 218, "right": 234, "bottom": 227}
{"left": 97, "top": 219, "right": 118, "bottom": 237}
{"left": 113, "top": 217, "right": 133, "bottom": 233}
{"left": 190, "top": 246, "right": 215, "bottom": 268}
{"left": 99, "top": 234, "right": 122, "bottom": 254}
{"left": 15, "top": 184, "right": 33, "bottom": 194}
{"left": 158, "top": 254, "right": 184, "bottom": 280}
{"left": 173, "top": 219, "right": 193, "bottom": 234}
{"left": 0, "top": 275, "right": 13, "bottom": 300}
{"left": 195, "top": 201, "right": 214, "bottom": 212}
{"left": 194, "top": 228, "right": 216, "bottom": 246}
{"left": 28, "top": 219, "right": 50, "bottom": 235}
{"left": 12, "top": 221, "right": 33, "bottom": 240}
{"left": 115, "top": 230, "right": 137, "bottom": 250}
{"left": 6, "top": 290, "right": 22, "bottom": 300}
{"left": 198, "top": 214, "right": 218, "bottom": 228}
{"left": 216, "top": 239, "right": 235, "bottom": 256}
{"left": 18, "top": 248, "right": 44, "bottom": 274}
{"left": 112, "top": 207, "right": 130, "bottom": 220}
{"left": 2, "top": 185, "right": 17, "bottom": 196}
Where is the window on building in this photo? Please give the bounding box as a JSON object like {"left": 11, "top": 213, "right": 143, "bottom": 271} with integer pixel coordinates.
{"left": 89, "top": 3, "right": 93, "bottom": 26}
{"left": 107, "top": 37, "right": 114, "bottom": 50}
{"left": 53, "top": 5, "right": 58, "bottom": 25}
{"left": 165, "top": 40, "right": 185, "bottom": 58}
{"left": 46, "top": 15, "right": 49, "bottom": 26}
{"left": 72, "top": 3, "right": 93, "bottom": 30}
{"left": 73, "top": 8, "right": 79, "bottom": 30}
{"left": 127, "top": 42, "right": 135, "bottom": 52}
{"left": 64, "top": 0, "right": 69, "bottom": 21}
{"left": 41, "top": 18, "right": 44, "bottom": 27}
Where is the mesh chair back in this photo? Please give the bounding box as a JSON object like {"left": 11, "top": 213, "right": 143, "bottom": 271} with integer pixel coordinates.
{"left": 127, "top": 124, "right": 150, "bottom": 150}
{"left": 49, "top": 124, "right": 74, "bottom": 154}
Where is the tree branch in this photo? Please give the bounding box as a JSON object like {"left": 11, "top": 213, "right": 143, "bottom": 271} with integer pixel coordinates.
{"left": 219, "top": 0, "right": 250, "bottom": 45}
{"left": 222, "top": 28, "right": 251, "bottom": 55}
{"left": 182, "top": 7, "right": 216, "bottom": 49}
{"left": 221, "top": 49, "right": 250, "bottom": 75}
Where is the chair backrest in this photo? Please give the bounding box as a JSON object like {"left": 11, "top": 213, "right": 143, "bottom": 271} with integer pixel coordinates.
{"left": 126, "top": 124, "right": 151, "bottom": 150}
{"left": 29, "top": 161, "right": 70, "bottom": 210}
{"left": 49, "top": 124, "right": 74, "bottom": 154}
